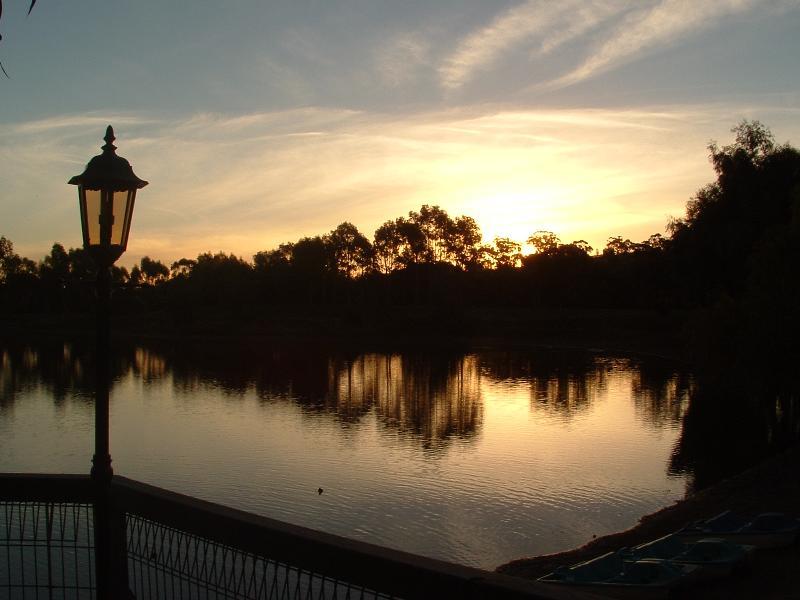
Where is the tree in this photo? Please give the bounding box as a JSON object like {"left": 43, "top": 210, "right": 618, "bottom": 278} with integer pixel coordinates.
{"left": 253, "top": 245, "right": 292, "bottom": 273}
{"left": 41, "top": 243, "right": 70, "bottom": 279}
{"left": 0, "top": 235, "right": 15, "bottom": 283}
{"left": 170, "top": 257, "right": 197, "bottom": 279}
{"left": 0, "top": 236, "right": 36, "bottom": 282}
{"left": 326, "top": 222, "right": 373, "bottom": 279}
{"left": 187, "top": 251, "right": 255, "bottom": 307}
{"left": 408, "top": 205, "right": 452, "bottom": 263}
{"left": 526, "top": 231, "right": 560, "bottom": 255}
{"left": 447, "top": 215, "right": 485, "bottom": 270}
{"left": 710, "top": 119, "right": 775, "bottom": 172}
{"left": 667, "top": 121, "right": 800, "bottom": 392}
{"left": 571, "top": 240, "right": 593, "bottom": 255}
{"left": 669, "top": 120, "right": 799, "bottom": 304}
{"left": 139, "top": 256, "right": 169, "bottom": 286}
{"left": 491, "top": 237, "right": 522, "bottom": 269}
{"left": 603, "top": 236, "right": 635, "bottom": 256}
{"left": 373, "top": 218, "right": 427, "bottom": 273}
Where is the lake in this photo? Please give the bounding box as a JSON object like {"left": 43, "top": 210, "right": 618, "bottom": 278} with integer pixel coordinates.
{"left": 0, "top": 337, "right": 692, "bottom": 570}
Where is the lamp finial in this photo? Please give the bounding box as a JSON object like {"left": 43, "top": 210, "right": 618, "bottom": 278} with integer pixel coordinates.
{"left": 102, "top": 125, "right": 117, "bottom": 154}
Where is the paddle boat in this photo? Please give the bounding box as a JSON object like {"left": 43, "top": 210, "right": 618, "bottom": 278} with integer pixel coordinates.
{"left": 676, "top": 510, "right": 800, "bottom": 548}
{"left": 538, "top": 550, "right": 700, "bottom": 599}
{"left": 628, "top": 533, "right": 754, "bottom": 578}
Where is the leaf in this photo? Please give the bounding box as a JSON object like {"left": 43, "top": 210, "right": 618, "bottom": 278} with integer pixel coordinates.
{"left": 28, "top": 0, "right": 36, "bottom": 16}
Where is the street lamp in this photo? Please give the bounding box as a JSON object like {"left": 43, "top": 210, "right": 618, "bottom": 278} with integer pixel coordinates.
{"left": 69, "top": 125, "right": 147, "bottom": 482}
{"left": 69, "top": 126, "right": 146, "bottom": 598}
{"left": 69, "top": 125, "right": 148, "bottom": 268}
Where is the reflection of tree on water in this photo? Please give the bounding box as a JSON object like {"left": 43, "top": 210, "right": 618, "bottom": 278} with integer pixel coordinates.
{"left": 7, "top": 338, "right": 793, "bottom": 488}
{"left": 474, "top": 350, "right": 692, "bottom": 430}
{"left": 631, "top": 362, "right": 693, "bottom": 429}
{"left": 478, "top": 350, "right": 603, "bottom": 418}
{"left": 670, "top": 389, "right": 800, "bottom": 493}
{"left": 0, "top": 338, "right": 97, "bottom": 409}
{"left": 324, "top": 353, "right": 483, "bottom": 450}
{"left": 156, "top": 346, "right": 485, "bottom": 451}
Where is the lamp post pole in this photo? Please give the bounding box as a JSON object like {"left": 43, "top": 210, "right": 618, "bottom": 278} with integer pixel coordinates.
{"left": 92, "top": 264, "right": 113, "bottom": 482}
{"left": 70, "top": 126, "right": 147, "bottom": 599}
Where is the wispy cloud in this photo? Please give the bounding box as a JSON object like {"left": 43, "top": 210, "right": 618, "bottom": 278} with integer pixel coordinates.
{"left": 12, "top": 113, "right": 156, "bottom": 135}
{"left": 375, "top": 33, "right": 431, "bottom": 87}
{"left": 544, "top": 0, "right": 765, "bottom": 90}
{"left": 439, "top": 0, "right": 621, "bottom": 90}
{"left": 440, "top": 0, "right": 797, "bottom": 94}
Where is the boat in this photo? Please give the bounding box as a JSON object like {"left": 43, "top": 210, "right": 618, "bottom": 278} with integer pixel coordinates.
{"left": 676, "top": 510, "right": 800, "bottom": 548}
{"left": 538, "top": 550, "right": 700, "bottom": 599}
{"left": 628, "top": 533, "right": 754, "bottom": 578}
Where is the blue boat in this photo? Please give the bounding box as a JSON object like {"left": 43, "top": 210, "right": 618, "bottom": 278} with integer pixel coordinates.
{"left": 676, "top": 510, "right": 800, "bottom": 548}
{"left": 538, "top": 550, "right": 701, "bottom": 599}
{"left": 628, "top": 533, "right": 754, "bottom": 578}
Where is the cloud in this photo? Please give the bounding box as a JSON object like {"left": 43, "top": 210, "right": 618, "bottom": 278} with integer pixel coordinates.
{"left": 375, "top": 33, "right": 431, "bottom": 87}
{"left": 5, "top": 102, "right": 800, "bottom": 265}
{"left": 12, "top": 113, "right": 156, "bottom": 135}
{"left": 439, "top": 0, "right": 621, "bottom": 90}
{"left": 544, "top": 0, "right": 764, "bottom": 90}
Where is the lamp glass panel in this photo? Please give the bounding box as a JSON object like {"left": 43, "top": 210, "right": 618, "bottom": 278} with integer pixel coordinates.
{"left": 84, "top": 189, "right": 102, "bottom": 246}
{"left": 111, "top": 190, "right": 133, "bottom": 246}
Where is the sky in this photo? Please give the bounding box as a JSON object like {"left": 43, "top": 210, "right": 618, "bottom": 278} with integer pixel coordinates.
{"left": 1, "top": 0, "right": 799, "bottom": 267}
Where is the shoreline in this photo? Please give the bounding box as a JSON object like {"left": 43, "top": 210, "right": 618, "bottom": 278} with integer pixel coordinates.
{"left": 1, "top": 306, "right": 689, "bottom": 362}
{"left": 496, "top": 445, "right": 800, "bottom": 598}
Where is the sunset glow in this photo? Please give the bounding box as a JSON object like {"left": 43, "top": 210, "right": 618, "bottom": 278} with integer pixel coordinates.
{"left": 0, "top": 2, "right": 798, "bottom": 266}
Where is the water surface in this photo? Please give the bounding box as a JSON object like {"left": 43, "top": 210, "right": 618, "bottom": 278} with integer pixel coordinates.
{"left": 0, "top": 339, "right": 691, "bottom": 569}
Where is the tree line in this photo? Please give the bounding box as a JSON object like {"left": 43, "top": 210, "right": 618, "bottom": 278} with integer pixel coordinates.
{"left": 2, "top": 121, "right": 798, "bottom": 353}
{"left": 0, "top": 206, "right": 671, "bottom": 313}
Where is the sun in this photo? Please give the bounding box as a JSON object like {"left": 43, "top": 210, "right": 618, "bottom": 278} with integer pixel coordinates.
{"left": 459, "top": 185, "right": 574, "bottom": 248}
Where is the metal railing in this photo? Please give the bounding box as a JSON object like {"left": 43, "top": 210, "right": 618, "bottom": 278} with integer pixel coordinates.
{"left": 1, "top": 474, "right": 596, "bottom": 600}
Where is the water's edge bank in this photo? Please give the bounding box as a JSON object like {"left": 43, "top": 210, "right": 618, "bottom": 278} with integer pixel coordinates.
{"left": 1, "top": 306, "right": 689, "bottom": 362}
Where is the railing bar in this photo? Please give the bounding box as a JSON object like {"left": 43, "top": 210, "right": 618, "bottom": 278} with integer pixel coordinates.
{"left": 235, "top": 550, "right": 244, "bottom": 597}
{"left": 247, "top": 555, "right": 259, "bottom": 600}
{"left": 268, "top": 561, "right": 279, "bottom": 600}
{"left": 260, "top": 560, "right": 270, "bottom": 600}
{"left": 4, "top": 505, "right": 11, "bottom": 593}
{"left": 147, "top": 529, "right": 156, "bottom": 600}
{"left": 20, "top": 504, "right": 27, "bottom": 600}
{"left": 58, "top": 505, "right": 67, "bottom": 599}
{"left": 316, "top": 574, "right": 325, "bottom": 600}
{"left": 83, "top": 503, "right": 91, "bottom": 593}
{"left": 45, "top": 504, "right": 54, "bottom": 600}
{"left": 157, "top": 522, "right": 167, "bottom": 600}
{"left": 33, "top": 503, "right": 39, "bottom": 599}
{"left": 169, "top": 528, "right": 177, "bottom": 600}
{"left": 73, "top": 504, "right": 81, "bottom": 592}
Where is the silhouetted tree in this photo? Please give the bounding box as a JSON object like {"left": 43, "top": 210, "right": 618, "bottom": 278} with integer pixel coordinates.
{"left": 491, "top": 237, "right": 522, "bottom": 269}
{"left": 526, "top": 231, "right": 560, "bottom": 255}
{"left": 326, "top": 222, "right": 373, "bottom": 279}
{"left": 409, "top": 205, "right": 452, "bottom": 263}
{"left": 170, "top": 258, "right": 196, "bottom": 279}
{"left": 186, "top": 252, "right": 255, "bottom": 308}
{"left": 448, "top": 215, "right": 486, "bottom": 270}
{"left": 373, "top": 218, "right": 427, "bottom": 273}
{"left": 138, "top": 256, "right": 169, "bottom": 286}
{"left": 667, "top": 120, "right": 800, "bottom": 395}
